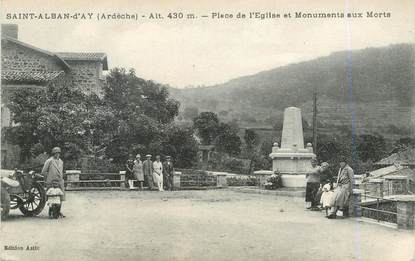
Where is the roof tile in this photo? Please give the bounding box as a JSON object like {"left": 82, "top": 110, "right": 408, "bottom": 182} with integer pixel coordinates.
{"left": 1, "top": 70, "right": 64, "bottom": 84}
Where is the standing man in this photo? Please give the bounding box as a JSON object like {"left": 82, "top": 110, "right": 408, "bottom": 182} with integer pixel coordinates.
{"left": 305, "top": 158, "right": 322, "bottom": 211}
{"left": 42, "top": 147, "right": 65, "bottom": 217}
{"left": 328, "top": 157, "right": 354, "bottom": 219}
{"left": 143, "top": 154, "right": 154, "bottom": 190}
{"left": 153, "top": 155, "right": 164, "bottom": 191}
{"left": 163, "top": 156, "right": 175, "bottom": 191}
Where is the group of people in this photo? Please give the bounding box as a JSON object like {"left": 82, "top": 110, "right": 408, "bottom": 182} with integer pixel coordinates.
{"left": 125, "top": 154, "right": 175, "bottom": 191}
{"left": 40, "top": 148, "right": 177, "bottom": 220}
{"left": 305, "top": 157, "right": 355, "bottom": 219}
{"left": 40, "top": 145, "right": 354, "bottom": 220}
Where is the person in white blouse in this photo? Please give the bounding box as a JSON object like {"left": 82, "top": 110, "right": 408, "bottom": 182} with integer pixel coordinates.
{"left": 152, "top": 155, "right": 164, "bottom": 191}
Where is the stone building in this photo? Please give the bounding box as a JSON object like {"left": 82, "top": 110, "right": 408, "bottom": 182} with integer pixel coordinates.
{"left": 1, "top": 24, "right": 109, "bottom": 168}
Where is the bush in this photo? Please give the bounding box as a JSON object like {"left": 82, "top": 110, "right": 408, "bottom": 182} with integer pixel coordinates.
{"left": 264, "top": 172, "right": 283, "bottom": 190}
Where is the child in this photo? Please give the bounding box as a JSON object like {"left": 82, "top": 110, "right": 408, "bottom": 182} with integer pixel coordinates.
{"left": 320, "top": 183, "right": 334, "bottom": 217}
{"left": 46, "top": 179, "right": 64, "bottom": 219}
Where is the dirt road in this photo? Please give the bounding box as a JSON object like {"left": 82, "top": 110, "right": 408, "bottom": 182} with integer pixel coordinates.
{"left": 1, "top": 190, "right": 414, "bottom": 261}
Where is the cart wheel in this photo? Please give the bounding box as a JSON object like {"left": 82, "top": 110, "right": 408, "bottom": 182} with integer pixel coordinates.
{"left": 18, "top": 182, "right": 46, "bottom": 217}
{"left": 1, "top": 188, "right": 10, "bottom": 220}
{"left": 10, "top": 195, "right": 21, "bottom": 209}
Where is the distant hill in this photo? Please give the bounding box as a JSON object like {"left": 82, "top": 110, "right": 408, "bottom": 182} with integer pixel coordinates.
{"left": 170, "top": 44, "right": 415, "bottom": 138}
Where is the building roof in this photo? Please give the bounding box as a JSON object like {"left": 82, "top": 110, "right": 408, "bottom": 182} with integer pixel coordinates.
{"left": 55, "top": 52, "right": 108, "bottom": 70}
{"left": 2, "top": 37, "right": 108, "bottom": 71}
{"left": 2, "top": 70, "right": 65, "bottom": 84}
{"left": 370, "top": 165, "right": 402, "bottom": 178}
{"left": 369, "top": 165, "right": 415, "bottom": 179}
{"left": 2, "top": 37, "right": 70, "bottom": 70}
{"left": 375, "top": 148, "right": 415, "bottom": 166}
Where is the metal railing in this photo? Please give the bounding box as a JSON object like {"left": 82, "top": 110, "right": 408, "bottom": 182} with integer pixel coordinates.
{"left": 65, "top": 172, "right": 125, "bottom": 190}
{"left": 357, "top": 188, "right": 398, "bottom": 223}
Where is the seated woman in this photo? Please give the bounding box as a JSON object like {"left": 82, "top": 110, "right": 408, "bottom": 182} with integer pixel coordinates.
{"left": 328, "top": 157, "right": 354, "bottom": 219}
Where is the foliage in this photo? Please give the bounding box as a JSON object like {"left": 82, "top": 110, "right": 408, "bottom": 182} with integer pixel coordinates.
{"left": 215, "top": 122, "right": 242, "bottom": 156}
{"left": 183, "top": 106, "right": 199, "bottom": 120}
{"left": 243, "top": 129, "right": 259, "bottom": 174}
{"left": 193, "top": 112, "right": 220, "bottom": 145}
{"left": 244, "top": 129, "right": 258, "bottom": 153}
{"left": 5, "top": 77, "right": 89, "bottom": 164}
{"left": 392, "top": 137, "right": 415, "bottom": 153}
{"left": 316, "top": 132, "right": 390, "bottom": 175}
{"left": 356, "top": 134, "right": 386, "bottom": 162}
{"left": 159, "top": 125, "right": 198, "bottom": 168}
{"left": 264, "top": 172, "right": 283, "bottom": 190}
{"left": 6, "top": 67, "right": 197, "bottom": 169}
{"left": 207, "top": 153, "right": 249, "bottom": 174}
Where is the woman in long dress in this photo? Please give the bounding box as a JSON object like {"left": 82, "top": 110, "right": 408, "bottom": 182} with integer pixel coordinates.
{"left": 133, "top": 154, "right": 144, "bottom": 190}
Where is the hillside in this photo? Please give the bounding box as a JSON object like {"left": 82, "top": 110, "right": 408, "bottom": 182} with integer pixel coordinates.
{"left": 170, "top": 44, "right": 415, "bottom": 138}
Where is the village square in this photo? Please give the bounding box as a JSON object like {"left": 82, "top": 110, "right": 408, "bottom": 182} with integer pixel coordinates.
{"left": 1, "top": 2, "right": 415, "bottom": 260}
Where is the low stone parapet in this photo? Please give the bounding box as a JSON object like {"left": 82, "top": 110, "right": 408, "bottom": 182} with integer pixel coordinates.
{"left": 65, "top": 170, "right": 81, "bottom": 189}
{"left": 207, "top": 171, "right": 228, "bottom": 188}
{"left": 253, "top": 170, "right": 273, "bottom": 188}
{"left": 173, "top": 171, "right": 182, "bottom": 190}
{"left": 119, "top": 171, "right": 126, "bottom": 189}
{"left": 351, "top": 189, "right": 364, "bottom": 217}
{"left": 390, "top": 195, "right": 415, "bottom": 230}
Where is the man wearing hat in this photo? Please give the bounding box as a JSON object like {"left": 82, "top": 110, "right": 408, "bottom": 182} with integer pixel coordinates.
{"left": 143, "top": 154, "right": 154, "bottom": 189}
{"left": 41, "top": 147, "right": 65, "bottom": 217}
{"left": 328, "top": 157, "right": 354, "bottom": 219}
{"left": 163, "top": 156, "right": 174, "bottom": 191}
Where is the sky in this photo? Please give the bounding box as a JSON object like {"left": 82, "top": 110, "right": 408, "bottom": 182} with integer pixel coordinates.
{"left": 1, "top": 0, "right": 414, "bottom": 88}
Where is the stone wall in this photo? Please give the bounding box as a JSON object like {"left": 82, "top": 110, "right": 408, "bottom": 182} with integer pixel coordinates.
{"left": 1, "top": 40, "right": 63, "bottom": 74}
{"left": 66, "top": 60, "right": 103, "bottom": 95}
{"left": 178, "top": 169, "right": 217, "bottom": 187}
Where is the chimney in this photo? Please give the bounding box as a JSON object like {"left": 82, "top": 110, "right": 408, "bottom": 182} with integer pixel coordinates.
{"left": 1, "top": 24, "right": 18, "bottom": 39}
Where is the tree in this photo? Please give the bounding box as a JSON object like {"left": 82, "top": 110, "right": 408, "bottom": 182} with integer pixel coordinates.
{"left": 244, "top": 129, "right": 258, "bottom": 153}
{"left": 356, "top": 134, "right": 387, "bottom": 162}
{"left": 183, "top": 106, "right": 199, "bottom": 121}
{"left": 6, "top": 77, "right": 91, "bottom": 164}
{"left": 6, "top": 67, "right": 194, "bottom": 169}
{"left": 160, "top": 125, "right": 198, "bottom": 168}
{"left": 244, "top": 129, "right": 259, "bottom": 174}
{"left": 101, "top": 68, "right": 182, "bottom": 163}
{"left": 215, "top": 123, "right": 242, "bottom": 156}
{"left": 193, "top": 112, "right": 220, "bottom": 145}
{"left": 392, "top": 137, "right": 415, "bottom": 153}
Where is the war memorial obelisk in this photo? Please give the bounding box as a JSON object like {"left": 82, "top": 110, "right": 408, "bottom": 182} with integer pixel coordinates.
{"left": 269, "top": 107, "right": 316, "bottom": 187}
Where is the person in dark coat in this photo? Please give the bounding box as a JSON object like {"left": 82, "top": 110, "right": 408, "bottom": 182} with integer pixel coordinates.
{"left": 143, "top": 154, "right": 154, "bottom": 189}
{"left": 163, "top": 156, "right": 174, "bottom": 191}
{"left": 125, "top": 154, "right": 135, "bottom": 190}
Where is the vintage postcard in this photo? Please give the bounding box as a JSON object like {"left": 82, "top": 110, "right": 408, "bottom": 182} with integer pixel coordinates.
{"left": 1, "top": 0, "right": 414, "bottom": 260}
